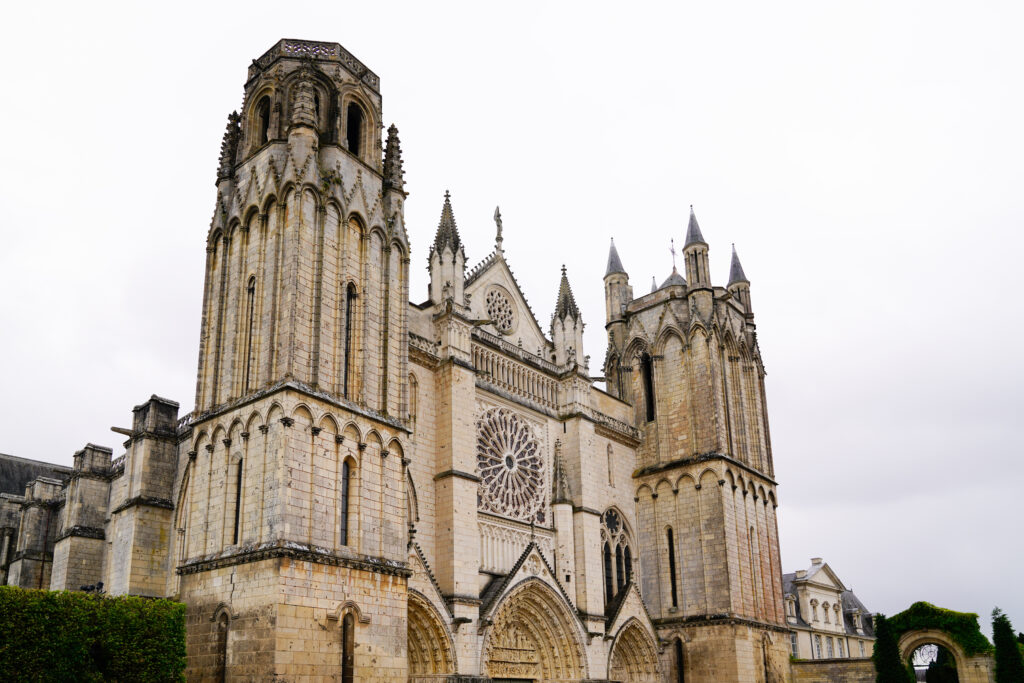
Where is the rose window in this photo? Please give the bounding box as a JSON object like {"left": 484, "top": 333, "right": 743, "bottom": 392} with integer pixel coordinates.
{"left": 476, "top": 407, "right": 545, "bottom": 523}
{"left": 485, "top": 289, "right": 515, "bottom": 334}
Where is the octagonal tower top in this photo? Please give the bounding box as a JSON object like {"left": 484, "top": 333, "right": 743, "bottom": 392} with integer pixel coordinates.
{"left": 247, "top": 39, "right": 380, "bottom": 93}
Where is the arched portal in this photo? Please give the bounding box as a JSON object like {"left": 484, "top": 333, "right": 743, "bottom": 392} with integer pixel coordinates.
{"left": 898, "top": 630, "right": 983, "bottom": 683}
{"left": 482, "top": 578, "right": 587, "bottom": 682}
{"left": 608, "top": 618, "right": 660, "bottom": 683}
{"left": 407, "top": 591, "right": 456, "bottom": 680}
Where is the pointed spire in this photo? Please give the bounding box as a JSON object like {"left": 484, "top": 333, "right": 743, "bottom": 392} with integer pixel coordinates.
{"left": 728, "top": 244, "right": 749, "bottom": 285}
{"left": 216, "top": 111, "right": 241, "bottom": 180}
{"left": 684, "top": 205, "right": 706, "bottom": 247}
{"left": 606, "top": 238, "right": 626, "bottom": 276}
{"left": 552, "top": 453, "right": 572, "bottom": 504}
{"left": 554, "top": 265, "right": 581, "bottom": 321}
{"left": 383, "top": 124, "right": 405, "bottom": 192}
{"left": 651, "top": 276, "right": 657, "bottom": 293}
{"left": 432, "top": 190, "right": 462, "bottom": 255}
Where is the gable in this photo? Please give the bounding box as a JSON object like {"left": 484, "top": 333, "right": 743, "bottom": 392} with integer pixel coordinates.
{"left": 465, "top": 253, "right": 550, "bottom": 356}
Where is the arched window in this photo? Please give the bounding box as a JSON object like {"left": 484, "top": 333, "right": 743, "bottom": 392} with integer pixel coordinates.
{"left": 641, "top": 353, "right": 655, "bottom": 421}
{"left": 624, "top": 545, "right": 632, "bottom": 585}
{"left": 256, "top": 96, "right": 271, "bottom": 144}
{"left": 232, "top": 459, "right": 243, "bottom": 544}
{"left": 615, "top": 544, "right": 624, "bottom": 592}
{"left": 341, "top": 612, "right": 354, "bottom": 683}
{"left": 343, "top": 283, "right": 356, "bottom": 398}
{"left": 603, "top": 542, "right": 613, "bottom": 605}
{"left": 826, "top": 637, "right": 834, "bottom": 658}
{"left": 666, "top": 527, "right": 678, "bottom": 608}
{"left": 607, "top": 444, "right": 614, "bottom": 486}
{"left": 811, "top": 600, "right": 819, "bottom": 621}
{"left": 346, "top": 103, "right": 363, "bottom": 157}
{"left": 823, "top": 602, "right": 830, "bottom": 623}
{"left": 674, "top": 638, "right": 685, "bottom": 683}
{"left": 838, "top": 639, "right": 845, "bottom": 658}
{"left": 814, "top": 634, "right": 822, "bottom": 659}
{"left": 243, "top": 277, "right": 256, "bottom": 393}
{"left": 339, "top": 459, "right": 351, "bottom": 546}
{"left": 314, "top": 93, "right": 321, "bottom": 126}
{"left": 216, "top": 611, "right": 229, "bottom": 682}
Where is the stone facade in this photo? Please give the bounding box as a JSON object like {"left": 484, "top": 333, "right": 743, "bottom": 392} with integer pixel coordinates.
{"left": 3, "top": 39, "right": 801, "bottom": 682}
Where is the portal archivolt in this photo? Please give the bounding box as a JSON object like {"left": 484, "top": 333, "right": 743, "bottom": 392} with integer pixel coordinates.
{"left": 407, "top": 591, "right": 456, "bottom": 678}
{"left": 609, "top": 618, "right": 660, "bottom": 683}
{"left": 482, "top": 578, "right": 586, "bottom": 682}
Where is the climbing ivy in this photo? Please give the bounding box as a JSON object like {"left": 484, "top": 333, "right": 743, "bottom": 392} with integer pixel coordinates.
{"left": 0, "top": 586, "right": 186, "bottom": 682}
{"left": 887, "top": 602, "right": 992, "bottom": 657}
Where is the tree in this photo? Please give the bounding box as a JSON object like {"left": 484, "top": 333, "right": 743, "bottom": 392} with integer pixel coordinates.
{"left": 992, "top": 608, "right": 1024, "bottom": 683}
{"left": 874, "top": 614, "right": 915, "bottom": 683}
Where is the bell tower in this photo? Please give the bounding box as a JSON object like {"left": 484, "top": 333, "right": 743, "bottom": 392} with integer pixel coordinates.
{"left": 177, "top": 40, "right": 412, "bottom": 681}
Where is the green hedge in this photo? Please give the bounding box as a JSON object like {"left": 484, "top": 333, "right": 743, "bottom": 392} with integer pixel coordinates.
{"left": 887, "top": 601, "right": 992, "bottom": 657}
{"left": 0, "top": 586, "right": 185, "bottom": 682}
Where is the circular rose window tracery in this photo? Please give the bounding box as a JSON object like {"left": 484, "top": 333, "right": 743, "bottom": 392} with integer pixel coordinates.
{"left": 485, "top": 289, "right": 515, "bottom": 334}
{"left": 476, "top": 407, "right": 545, "bottom": 524}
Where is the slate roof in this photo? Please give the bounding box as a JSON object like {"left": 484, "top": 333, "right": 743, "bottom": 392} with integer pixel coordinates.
{"left": 0, "top": 453, "right": 71, "bottom": 496}
{"left": 606, "top": 239, "right": 626, "bottom": 276}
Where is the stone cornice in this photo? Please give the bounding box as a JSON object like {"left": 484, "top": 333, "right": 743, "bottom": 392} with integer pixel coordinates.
{"left": 634, "top": 452, "right": 778, "bottom": 487}
{"left": 177, "top": 541, "right": 411, "bottom": 578}
{"left": 184, "top": 380, "right": 411, "bottom": 437}
{"left": 653, "top": 612, "right": 791, "bottom": 634}
{"left": 433, "top": 469, "right": 481, "bottom": 483}
{"left": 55, "top": 525, "right": 105, "bottom": 542}
{"left": 110, "top": 496, "right": 174, "bottom": 515}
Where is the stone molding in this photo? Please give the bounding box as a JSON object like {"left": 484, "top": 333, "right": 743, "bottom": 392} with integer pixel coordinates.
{"left": 177, "top": 540, "right": 411, "bottom": 578}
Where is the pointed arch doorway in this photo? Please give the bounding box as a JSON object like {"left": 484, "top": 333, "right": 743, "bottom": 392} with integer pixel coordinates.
{"left": 482, "top": 578, "right": 587, "bottom": 682}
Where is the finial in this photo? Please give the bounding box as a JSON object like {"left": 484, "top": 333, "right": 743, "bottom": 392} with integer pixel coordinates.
{"left": 651, "top": 276, "right": 657, "bottom": 293}
{"left": 554, "top": 266, "right": 580, "bottom": 321}
{"left": 383, "top": 124, "right": 405, "bottom": 193}
{"left": 444, "top": 189, "right": 450, "bottom": 199}
{"left": 670, "top": 238, "right": 677, "bottom": 269}
{"left": 494, "top": 206, "right": 503, "bottom": 253}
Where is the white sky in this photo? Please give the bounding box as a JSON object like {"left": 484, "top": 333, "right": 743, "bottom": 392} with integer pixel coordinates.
{"left": 1, "top": 1, "right": 1021, "bottom": 635}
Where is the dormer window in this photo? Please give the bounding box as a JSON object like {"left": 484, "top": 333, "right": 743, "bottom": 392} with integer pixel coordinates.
{"left": 823, "top": 602, "right": 830, "bottom": 623}
{"left": 785, "top": 597, "right": 795, "bottom": 617}
{"left": 853, "top": 611, "right": 862, "bottom": 629}
{"left": 346, "top": 103, "right": 363, "bottom": 157}
{"left": 810, "top": 600, "right": 819, "bottom": 621}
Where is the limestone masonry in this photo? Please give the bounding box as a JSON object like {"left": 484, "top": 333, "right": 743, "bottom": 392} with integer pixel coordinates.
{"left": 0, "top": 39, "right": 856, "bottom": 682}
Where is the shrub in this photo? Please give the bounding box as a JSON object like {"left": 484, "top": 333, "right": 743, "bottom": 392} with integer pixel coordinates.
{"left": 0, "top": 586, "right": 185, "bottom": 682}
{"left": 873, "top": 613, "right": 915, "bottom": 683}
{"left": 887, "top": 602, "right": 992, "bottom": 657}
{"left": 992, "top": 608, "right": 1024, "bottom": 683}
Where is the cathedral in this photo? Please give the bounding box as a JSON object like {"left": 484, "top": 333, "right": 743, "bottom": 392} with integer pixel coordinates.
{"left": 0, "top": 39, "right": 791, "bottom": 682}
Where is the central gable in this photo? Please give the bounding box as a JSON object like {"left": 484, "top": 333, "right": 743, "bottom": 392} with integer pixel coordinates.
{"left": 466, "top": 252, "right": 551, "bottom": 357}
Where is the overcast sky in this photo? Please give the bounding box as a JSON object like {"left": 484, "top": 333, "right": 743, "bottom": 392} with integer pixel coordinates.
{"left": 1, "top": 1, "right": 1021, "bottom": 635}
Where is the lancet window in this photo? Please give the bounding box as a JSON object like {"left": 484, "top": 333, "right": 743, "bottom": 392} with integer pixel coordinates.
{"left": 600, "top": 508, "right": 634, "bottom": 606}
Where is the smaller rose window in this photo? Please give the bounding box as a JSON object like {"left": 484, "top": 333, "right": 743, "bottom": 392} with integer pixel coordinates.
{"left": 485, "top": 289, "right": 515, "bottom": 334}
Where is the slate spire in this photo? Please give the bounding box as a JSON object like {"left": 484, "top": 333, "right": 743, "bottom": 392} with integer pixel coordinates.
{"left": 554, "top": 265, "right": 581, "bottom": 321}
{"left": 606, "top": 238, "right": 626, "bottom": 276}
{"left": 728, "top": 244, "right": 749, "bottom": 285}
{"left": 383, "top": 124, "right": 405, "bottom": 193}
{"left": 684, "top": 205, "right": 707, "bottom": 246}
{"left": 432, "top": 190, "right": 462, "bottom": 255}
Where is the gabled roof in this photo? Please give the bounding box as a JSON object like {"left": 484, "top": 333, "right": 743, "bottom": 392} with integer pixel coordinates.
{"left": 465, "top": 252, "right": 549, "bottom": 350}
{"left": 478, "top": 541, "right": 574, "bottom": 620}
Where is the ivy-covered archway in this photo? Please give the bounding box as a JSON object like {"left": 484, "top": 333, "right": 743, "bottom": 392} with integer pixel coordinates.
{"left": 889, "top": 603, "right": 995, "bottom": 683}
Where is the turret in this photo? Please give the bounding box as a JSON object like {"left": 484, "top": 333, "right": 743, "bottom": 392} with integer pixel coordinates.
{"left": 728, "top": 244, "right": 753, "bottom": 318}
{"left": 551, "top": 266, "right": 584, "bottom": 368}
{"left": 428, "top": 191, "right": 466, "bottom": 306}
{"left": 604, "top": 239, "right": 632, "bottom": 325}
{"left": 683, "top": 206, "right": 713, "bottom": 317}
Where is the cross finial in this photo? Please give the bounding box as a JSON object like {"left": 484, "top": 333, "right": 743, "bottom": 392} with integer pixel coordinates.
{"left": 494, "top": 205, "right": 503, "bottom": 253}
{"left": 670, "top": 238, "right": 677, "bottom": 269}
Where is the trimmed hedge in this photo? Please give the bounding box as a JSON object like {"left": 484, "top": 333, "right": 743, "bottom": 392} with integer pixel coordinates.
{"left": 887, "top": 601, "right": 992, "bottom": 657}
{"left": 0, "top": 586, "right": 185, "bottom": 682}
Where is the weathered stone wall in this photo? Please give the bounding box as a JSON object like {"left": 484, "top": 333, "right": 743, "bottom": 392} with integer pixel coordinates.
{"left": 791, "top": 658, "right": 874, "bottom": 682}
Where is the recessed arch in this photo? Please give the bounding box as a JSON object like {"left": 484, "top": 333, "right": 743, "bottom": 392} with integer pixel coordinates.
{"left": 608, "top": 617, "right": 661, "bottom": 683}
{"left": 481, "top": 577, "right": 588, "bottom": 680}
{"left": 407, "top": 590, "right": 456, "bottom": 677}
